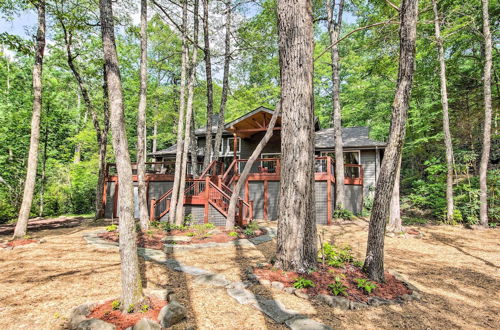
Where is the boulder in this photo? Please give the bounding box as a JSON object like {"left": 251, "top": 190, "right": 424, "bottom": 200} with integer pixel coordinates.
{"left": 271, "top": 281, "right": 285, "bottom": 290}
{"left": 294, "top": 290, "right": 310, "bottom": 300}
{"left": 70, "top": 303, "right": 94, "bottom": 329}
{"left": 158, "top": 301, "right": 186, "bottom": 328}
{"left": 133, "top": 318, "right": 160, "bottom": 330}
{"left": 76, "top": 318, "right": 116, "bottom": 330}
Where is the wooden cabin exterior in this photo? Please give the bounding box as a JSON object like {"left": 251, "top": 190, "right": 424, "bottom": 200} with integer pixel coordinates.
{"left": 103, "top": 107, "right": 386, "bottom": 226}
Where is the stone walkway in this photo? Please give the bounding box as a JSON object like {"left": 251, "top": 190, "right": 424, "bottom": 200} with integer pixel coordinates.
{"left": 84, "top": 229, "right": 331, "bottom": 330}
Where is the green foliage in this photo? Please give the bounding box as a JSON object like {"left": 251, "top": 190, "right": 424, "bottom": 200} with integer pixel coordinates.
{"left": 140, "top": 304, "right": 150, "bottom": 313}
{"left": 293, "top": 277, "right": 315, "bottom": 289}
{"left": 106, "top": 224, "right": 118, "bottom": 232}
{"left": 243, "top": 228, "right": 255, "bottom": 236}
{"left": 127, "top": 304, "right": 135, "bottom": 314}
{"left": 228, "top": 231, "right": 238, "bottom": 237}
{"left": 354, "top": 278, "right": 377, "bottom": 294}
{"left": 328, "top": 276, "right": 347, "bottom": 296}
{"left": 111, "top": 300, "right": 121, "bottom": 310}
{"left": 318, "top": 242, "right": 354, "bottom": 268}
{"left": 333, "top": 208, "right": 353, "bottom": 220}
{"left": 352, "top": 260, "right": 363, "bottom": 268}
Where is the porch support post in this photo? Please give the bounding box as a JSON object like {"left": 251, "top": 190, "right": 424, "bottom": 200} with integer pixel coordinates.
{"left": 149, "top": 199, "right": 156, "bottom": 221}
{"left": 204, "top": 176, "right": 210, "bottom": 223}
{"left": 233, "top": 133, "right": 238, "bottom": 161}
{"left": 263, "top": 179, "right": 268, "bottom": 220}
{"left": 327, "top": 156, "right": 332, "bottom": 225}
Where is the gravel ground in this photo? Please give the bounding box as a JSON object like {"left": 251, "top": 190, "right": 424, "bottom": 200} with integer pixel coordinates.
{"left": 0, "top": 217, "right": 498, "bottom": 329}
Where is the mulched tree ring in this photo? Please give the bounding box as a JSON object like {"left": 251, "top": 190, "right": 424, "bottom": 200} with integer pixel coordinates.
{"left": 72, "top": 296, "right": 167, "bottom": 330}
{"left": 249, "top": 263, "right": 419, "bottom": 309}
{"left": 0, "top": 238, "right": 39, "bottom": 249}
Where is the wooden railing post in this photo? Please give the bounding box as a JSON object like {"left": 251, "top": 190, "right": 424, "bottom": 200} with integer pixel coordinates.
{"left": 326, "top": 156, "right": 332, "bottom": 225}
{"left": 204, "top": 176, "right": 210, "bottom": 223}
{"left": 150, "top": 199, "right": 156, "bottom": 221}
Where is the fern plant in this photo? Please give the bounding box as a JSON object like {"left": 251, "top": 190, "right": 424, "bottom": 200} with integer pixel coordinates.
{"left": 293, "top": 277, "right": 315, "bottom": 289}
{"left": 328, "top": 276, "right": 347, "bottom": 296}
{"left": 354, "top": 278, "right": 377, "bottom": 294}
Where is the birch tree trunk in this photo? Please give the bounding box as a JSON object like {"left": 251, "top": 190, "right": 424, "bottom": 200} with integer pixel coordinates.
{"left": 190, "top": 116, "right": 199, "bottom": 176}
{"left": 99, "top": 0, "right": 143, "bottom": 309}
{"left": 363, "top": 0, "right": 418, "bottom": 282}
{"left": 13, "top": 0, "right": 46, "bottom": 239}
{"left": 226, "top": 105, "right": 281, "bottom": 229}
{"left": 97, "top": 64, "right": 110, "bottom": 219}
{"left": 176, "top": 0, "right": 200, "bottom": 225}
{"left": 387, "top": 156, "right": 404, "bottom": 233}
{"left": 432, "top": 0, "right": 455, "bottom": 223}
{"left": 169, "top": 0, "right": 189, "bottom": 223}
{"left": 275, "top": 0, "right": 317, "bottom": 272}
{"left": 137, "top": 0, "right": 149, "bottom": 230}
{"left": 327, "top": 0, "right": 345, "bottom": 210}
{"left": 202, "top": 0, "right": 214, "bottom": 168}
{"left": 479, "top": 0, "right": 492, "bottom": 227}
{"left": 213, "top": 0, "right": 232, "bottom": 161}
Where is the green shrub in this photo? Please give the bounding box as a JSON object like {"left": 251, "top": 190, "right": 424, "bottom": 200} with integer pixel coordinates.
{"left": 127, "top": 304, "right": 135, "bottom": 313}
{"left": 333, "top": 208, "right": 353, "bottom": 220}
{"left": 354, "top": 278, "right": 377, "bottom": 294}
{"left": 318, "top": 242, "right": 354, "bottom": 267}
{"left": 106, "top": 224, "right": 118, "bottom": 232}
{"left": 111, "top": 300, "right": 121, "bottom": 310}
{"left": 293, "top": 277, "right": 315, "bottom": 289}
{"left": 328, "top": 276, "right": 347, "bottom": 296}
{"left": 243, "top": 228, "right": 255, "bottom": 236}
{"left": 228, "top": 231, "right": 238, "bottom": 237}
{"left": 140, "top": 304, "right": 150, "bottom": 313}
{"left": 246, "top": 221, "right": 260, "bottom": 231}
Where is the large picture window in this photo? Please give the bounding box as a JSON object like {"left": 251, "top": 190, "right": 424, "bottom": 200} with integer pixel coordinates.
{"left": 227, "top": 137, "right": 241, "bottom": 154}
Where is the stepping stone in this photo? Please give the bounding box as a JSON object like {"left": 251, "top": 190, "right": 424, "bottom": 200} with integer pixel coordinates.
{"left": 194, "top": 274, "right": 230, "bottom": 287}
{"left": 285, "top": 316, "right": 333, "bottom": 330}
{"left": 249, "top": 235, "right": 272, "bottom": 245}
{"left": 173, "top": 265, "right": 212, "bottom": 276}
{"left": 226, "top": 288, "right": 258, "bottom": 305}
{"left": 251, "top": 298, "right": 298, "bottom": 324}
{"left": 164, "top": 236, "right": 191, "bottom": 242}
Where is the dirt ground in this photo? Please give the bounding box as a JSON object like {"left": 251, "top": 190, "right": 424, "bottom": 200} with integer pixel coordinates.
{"left": 0, "top": 216, "right": 498, "bottom": 329}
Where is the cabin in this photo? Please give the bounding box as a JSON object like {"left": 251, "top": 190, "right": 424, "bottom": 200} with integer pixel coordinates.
{"left": 103, "top": 106, "right": 386, "bottom": 226}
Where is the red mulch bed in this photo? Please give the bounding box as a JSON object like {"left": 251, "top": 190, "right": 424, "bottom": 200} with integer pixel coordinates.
{"left": 0, "top": 239, "right": 37, "bottom": 248}
{"left": 87, "top": 297, "right": 167, "bottom": 330}
{"left": 254, "top": 264, "right": 412, "bottom": 303}
{"left": 97, "top": 227, "right": 266, "bottom": 250}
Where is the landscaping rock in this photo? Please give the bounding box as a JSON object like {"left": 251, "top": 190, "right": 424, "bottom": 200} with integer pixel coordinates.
{"left": 283, "top": 287, "right": 296, "bottom": 294}
{"left": 227, "top": 288, "right": 258, "bottom": 305}
{"left": 76, "top": 318, "right": 116, "bottom": 330}
{"left": 158, "top": 301, "right": 186, "bottom": 328}
{"left": 174, "top": 265, "right": 211, "bottom": 276}
{"left": 259, "top": 279, "right": 271, "bottom": 286}
{"left": 251, "top": 298, "right": 298, "bottom": 324}
{"left": 249, "top": 235, "right": 272, "bottom": 245}
{"left": 164, "top": 236, "right": 191, "bottom": 242}
{"left": 144, "top": 288, "right": 172, "bottom": 302}
{"left": 70, "top": 303, "right": 95, "bottom": 329}
{"left": 271, "top": 281, "right": 285, "bottom": 290}
{"left": 315, "top": 294, "right": 350, "bottom": 310}
{"left": 133, "top": 318, "right": 160, "bottom": 330}
{"left": 285, "top": 316, "right": 333, "bottom": 330}
{"left": 368, "top": 297, "right": 391, "bottom": 306}
{"left": 194, "top": 274, "right": 230, "bottom": 287}
{"left": 349, "top": 301, "right": 369, "bottom": 310}
{"left": 294, "top": 290, "right": 310, "bottom": 300}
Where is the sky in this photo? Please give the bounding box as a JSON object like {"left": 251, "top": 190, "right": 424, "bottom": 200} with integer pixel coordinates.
{"left": 0, "top": 10, "right": 37, "bottom": 38}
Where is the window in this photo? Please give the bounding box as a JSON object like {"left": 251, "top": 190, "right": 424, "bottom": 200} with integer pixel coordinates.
{"left": 320, "top": 150, "right": 360, "bottom": 164}
{"left": 227, "top": 137, "right": 241, "bottom": 154}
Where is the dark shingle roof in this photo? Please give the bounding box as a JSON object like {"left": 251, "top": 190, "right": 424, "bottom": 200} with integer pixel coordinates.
{"left": 315, "top": 127, "right": 386, "bottom": 149}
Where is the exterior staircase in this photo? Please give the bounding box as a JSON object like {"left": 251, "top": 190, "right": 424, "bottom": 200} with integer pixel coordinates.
{"left": 150, "top": 161, "right": 253, "bottom": 226}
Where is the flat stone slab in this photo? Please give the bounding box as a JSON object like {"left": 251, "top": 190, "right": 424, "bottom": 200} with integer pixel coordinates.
{"left": 173, "top": 265, "right": 212, "bottom": 276}
{"left": 285, "top": 316, "right": 333, "bottom": 330}
{"left": 252, "top": 298, "right": 299, "bottom": 324}
{"left": 249, "top": 235, "right": 273, "bottom": 245}
{"left": 164, "top": 236, "right": 192, "bottom": 242}
{"left": 194, "top": 274, "right": 230, "bottom": 287}
{"left": 227, "top": 288, "right": 258, "bottom": 305}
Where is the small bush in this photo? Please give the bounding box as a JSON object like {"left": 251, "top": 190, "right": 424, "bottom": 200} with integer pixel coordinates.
{"left": 352, "top": 260, "right": 363, "bottom": 268}
{"left": 354, "top": 278, "right": 377, "bottom": 294}
{"left": 318, "top": 242, "right": 354, "bottom": 267}
{"left": 111, "top": 300, "right": 121, "bottom": 310}
{"left": 228, "top": 231, "right": 238, "bottom": 237}
{"left": 246, "top": 221, "right": 260, "bottom": 231}
{"left": 127, "top": 304, "right": 135, "bottom": 313}
{"left": 328, "top": 276, "right": 347, "bottom": 296}
{"left": 243, "top": 228, "right": 255, "bottom": 236}
{"left": 186, "top": 232, "right": 196, "bottom": 237}
{"left": 293, "top": 277, "right": 315, "bottom": 289}
{"left": 333, "top": 208, "right": 353, "bottom": 220}
{"left": 140, "top": 304, "right": 150, "bottom": 313}
{"left": 106, "top": 224, "right": 118, "bottom": 232}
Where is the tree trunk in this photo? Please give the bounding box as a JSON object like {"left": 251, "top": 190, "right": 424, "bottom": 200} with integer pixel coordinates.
{"left": 13, "top": 0, "right": 46, "bottom": 239}
{"left": 275, "top": 0, "right": 317, "bottom": 273}
{"left": 387, "top": 156, "right": 404, "bottom": 233}
{"left": 175, "top": 0, "right": 200, "bottom": 225}
{"left": 169, "top": 0, "right": 189, "bottom": 223}
{"left": 202, "top": 0, "right": 214, "bottom": 168}
{"left": 137, "top": 0, "right": 149, "bottom": 230}
{"left": 39, "top": 102, "right": 50, "bottom": 218}
{"left": 190, "top": 116, "right": 199, "bottom": 176}
{"left": 226, "top": 105, "right": 281, "bottom": 229}
{"left": 99, "top": 0, "right": 143, "bottom": 309}
{"left": 432, "top": 0, "right": 455, "bottom": 223}
{"left": 327, "top": 0, "right": 345, "bottom": 210}
{"left": 96, "top": 64, "right": 110, "bottom": 219}
{"left": 213, "top": 0, "right": 232, "bottom": 161}
{"left": 363, "top": 0, "right": 418, "bottom": 282}
{"left": 152, "top": 121, "right": 157, "bottom": 154}
{"left": 479, "top": 0, "right": 492, "bottom": 227}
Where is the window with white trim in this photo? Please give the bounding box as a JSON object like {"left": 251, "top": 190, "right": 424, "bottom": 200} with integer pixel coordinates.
{"left": 227, "top": 137, "right": 241, "bottom": 154}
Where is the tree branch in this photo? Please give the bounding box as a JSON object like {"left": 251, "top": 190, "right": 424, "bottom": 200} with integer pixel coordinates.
{"left": 384, "top": 0, "right": 400, "bottom": 11}
{"left": 314, "top": 19, "right": 398, "bottom": 62}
